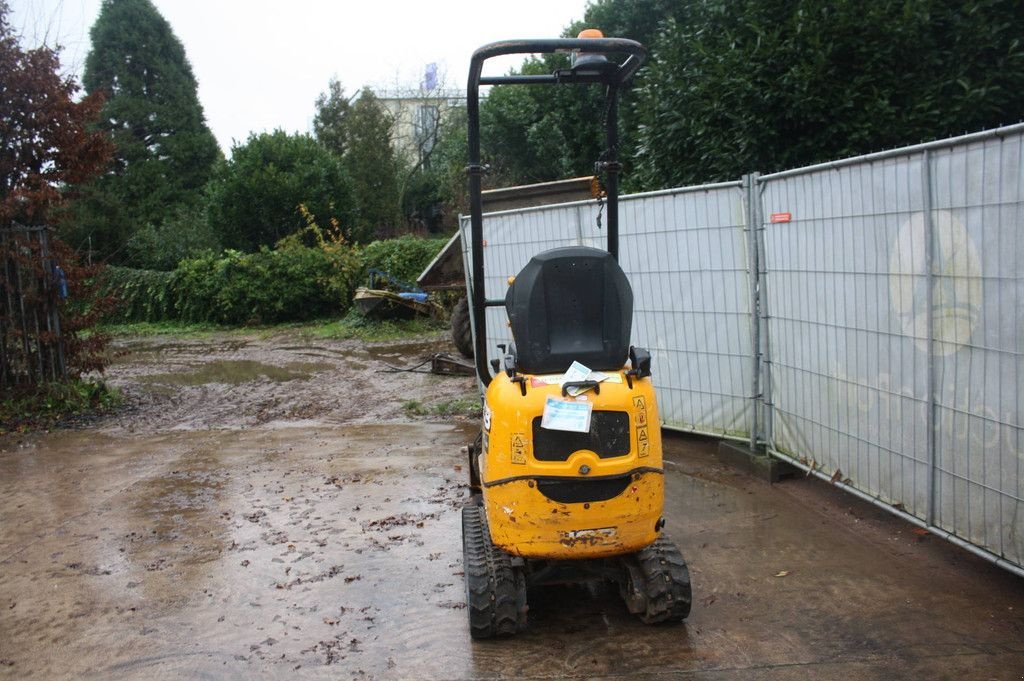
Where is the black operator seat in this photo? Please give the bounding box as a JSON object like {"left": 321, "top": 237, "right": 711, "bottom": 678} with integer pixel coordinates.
{"left": 504, "top": 246, "right": 633, "bottom": 375}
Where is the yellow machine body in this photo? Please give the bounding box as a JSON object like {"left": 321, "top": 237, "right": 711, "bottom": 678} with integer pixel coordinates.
{"left": 479, "top": 369, "right": 664, "bottom": 559}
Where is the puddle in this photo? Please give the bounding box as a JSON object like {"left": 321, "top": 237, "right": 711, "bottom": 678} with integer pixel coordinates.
{"left": 365, "top": 341, "right": 439, "bottom": 361}
{"left": 117, "top": 339, "right": 251, "bottom": 355}
{"left": 139, "top": 360, "right": 323, "bottom": 386}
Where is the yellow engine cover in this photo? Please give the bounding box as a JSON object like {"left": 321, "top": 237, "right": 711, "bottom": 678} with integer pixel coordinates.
{"left": 479, "top": 369, "right": 664, "bottom": 559}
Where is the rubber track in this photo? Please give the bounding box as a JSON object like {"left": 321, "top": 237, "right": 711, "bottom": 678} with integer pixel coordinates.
{"left": 462, "top": 505, "right": 522, "bottom": 639}
{"left": 451, "top": 297, "right": 473, "bottom": 358}
{"left": 634, "top": 535, "right": 692, "bottom": 624}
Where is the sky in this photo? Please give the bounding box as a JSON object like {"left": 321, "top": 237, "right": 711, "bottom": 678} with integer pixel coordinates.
{"left": 10, "top": 0, "right": 593, "bottom": 154}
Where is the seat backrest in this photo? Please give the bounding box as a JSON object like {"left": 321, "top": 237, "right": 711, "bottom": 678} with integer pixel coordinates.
{"left": 504, "top": 246, "right": 632, "bottom": 374}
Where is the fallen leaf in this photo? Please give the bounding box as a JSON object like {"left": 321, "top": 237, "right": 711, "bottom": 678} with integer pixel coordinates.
{"left": 774, "top": 570, "right": 789, "bottom": 578}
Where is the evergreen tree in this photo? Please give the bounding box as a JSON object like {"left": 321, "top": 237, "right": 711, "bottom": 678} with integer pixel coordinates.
{"left": 68, "top": 0, "right": 220, "bottom": 262}
{"left": 343, "top": 90, "right": 401, "bottom": 241}
{"left": 313, "top": 78, "right": 351, "bottom": 158}
{"left": 633, "top": 0, "right": 1024, "bottom": 188}
{"left": 206, "top": 131, "right": 355, "bottom": 251}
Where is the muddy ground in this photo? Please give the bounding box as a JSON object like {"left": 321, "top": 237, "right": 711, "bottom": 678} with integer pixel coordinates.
{"left": 1, "top": 330, "right": 1023, "bottom": 680}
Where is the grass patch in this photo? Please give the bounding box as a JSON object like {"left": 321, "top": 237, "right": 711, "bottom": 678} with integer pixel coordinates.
{"left": 101, "top": 311, "right": 447, "bottom": 343}
{"left": 403, "top": 395, "right": 481, "bottom": 419}
{"left": 402, "top": 399, "right": 428, "bottom": 416}
{"left": 303, "top": 309, "right": 447, "bottom": 342}
{"left": 100, "top": 320, "right": 229, "bottom": 337}
{"left": 0, "top": 380, "right": 122, "bottom": 435}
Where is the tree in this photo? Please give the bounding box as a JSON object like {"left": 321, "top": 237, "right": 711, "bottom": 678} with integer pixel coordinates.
{"left": 0, "top": 4, "right": 110, "bottom": 225}
{"left": 0, "top": 0, "right": 114, "bottom": 394}
{"left": 206, "top": 130, "right": 355, "bottom": 251}
{"left": 343, "top": 89, "right": 402, "bottom": 241}
{"left": 313, "top": 77, "right": 351, "bottom": 158}
{"left": 68, "top": 0, "right": 220, "bottom": 261}
{"left": 477, "top": 52, "right": 622, "bottom": 188}
{"left": 631, "top": 0, "right": 1024, "bottom": 188}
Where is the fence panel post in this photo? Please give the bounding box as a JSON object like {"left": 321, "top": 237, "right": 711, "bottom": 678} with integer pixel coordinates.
{"left": 922, "top": 150, "right": 938, "bottom": 527}
{"left": 743, "top": 172, "right": 764, "bottom": 453}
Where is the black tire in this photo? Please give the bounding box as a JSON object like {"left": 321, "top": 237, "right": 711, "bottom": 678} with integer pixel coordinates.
{"left": 451, "top": 296, "right": 473, "bottom": 359}
{"left": 467, "top": 431, "right": 483, "bottom": 492}
{"left": 620, "top": 535, "right": 692, "bottom": 624}
{"left": 462, "top": 505, "right": 526, "bottom": 639}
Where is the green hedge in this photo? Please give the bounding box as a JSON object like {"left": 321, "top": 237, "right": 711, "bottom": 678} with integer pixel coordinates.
{"left": 100, "top": 236, "right": 444, "bottom": 326}
{"left": 101, "top": 241, "right": 362, "bottom": 325}
{"left": 360, "top": 235, "right": 448, "bottom": 285}
{"left": 176, "top": 245, "right": 361, "bottom": 325}
{"left": 100, "top": 266, "right": 180, "bottom": 323}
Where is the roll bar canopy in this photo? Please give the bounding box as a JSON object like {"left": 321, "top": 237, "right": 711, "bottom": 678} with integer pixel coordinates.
{"left": 466, "top": 37, "right": 647, "bottom": 385}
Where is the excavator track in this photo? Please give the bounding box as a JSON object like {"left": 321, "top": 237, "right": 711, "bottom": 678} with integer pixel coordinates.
{"left": 620, "top": 535, "right": 692, "bottom": 624}
{"left": 462, "top": 505, "right": 527, "bottom": 639}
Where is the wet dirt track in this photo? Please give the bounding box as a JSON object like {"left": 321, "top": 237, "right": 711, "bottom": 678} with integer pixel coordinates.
{"left": 2, "top": 332, "right": 1023, "bottom": 680}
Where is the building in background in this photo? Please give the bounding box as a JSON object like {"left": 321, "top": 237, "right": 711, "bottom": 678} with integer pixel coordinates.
{"left": 377, "top": 66, "right": 464, "bottom": 167}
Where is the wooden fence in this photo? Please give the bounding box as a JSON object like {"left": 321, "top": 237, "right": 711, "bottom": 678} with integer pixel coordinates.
{"left": 0, "top": 225, "right": 67, "bottom": 390}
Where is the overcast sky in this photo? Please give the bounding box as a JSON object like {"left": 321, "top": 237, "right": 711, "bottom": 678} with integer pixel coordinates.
{"left": 10, "top": 0, "right": 592, "bottom": 154}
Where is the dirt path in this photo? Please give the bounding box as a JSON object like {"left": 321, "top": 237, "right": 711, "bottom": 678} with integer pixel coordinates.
{"left": 99, "top": 331, "right": 480, "bottom": 432}
{"left": 1, "top": 331, "right": 1023, "bottom": 679}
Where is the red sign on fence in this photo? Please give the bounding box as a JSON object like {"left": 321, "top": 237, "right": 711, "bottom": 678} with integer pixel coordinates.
{"left": 769, "top": 212, "right": 792, "bottom": 223}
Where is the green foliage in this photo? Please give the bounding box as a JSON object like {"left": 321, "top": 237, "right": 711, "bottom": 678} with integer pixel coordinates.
{"left": 0, "top": 380, "right": 120, "bottom": 434}
{"left": 313, "top": 77, "right": 351, "bottom": 158}
{"left": 398, "top": 106, "right": 468, "bottom": 228}
{"left": 101, "top": 213, "right": 363, "bottom": 326}
{"left": 344, "top": 90, "right": 402, "bottom": 241}
{"left": 568, "top": 0, "right": 677, "bottom": 47}
{"left": 123, "top": 201, "right": 221, "bottom": 270}
{"left": 402, "top": 395, "right": 481, "bottom": 418}
{"left": 632, "top": 0, "right": 1024, "bottom": 187}
{"left": 478, "top": 55, "right": 605, "bottom": 187}
{"left": 477, "top": 0, "right": 1024, "bottom": 191}
{"left": 172, "top": 242, "right": 361, "bottom": 325}
{"left": 98, "top": 233, "right": 447, "bottom": 327}
{"left": 100, "top": 265, "right": 179, "bottom": 323}
{"left": 360, "top": 235, "right": 447, "bottom": 284}
{"left": 69, "top": 0, "right": 220, "bottom": 262}
{"left": 206, "top": 130, "right": 355, "bottom": 250}
{"left": 308, "top": 309, "right": 446, "bottom": 341}
{"left": 100, "top": 320, "right": 224, "bottom": 336}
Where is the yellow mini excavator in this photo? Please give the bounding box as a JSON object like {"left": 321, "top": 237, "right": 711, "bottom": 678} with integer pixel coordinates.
{"left": 461, "top": 31, "right": 692, "bottom": 639}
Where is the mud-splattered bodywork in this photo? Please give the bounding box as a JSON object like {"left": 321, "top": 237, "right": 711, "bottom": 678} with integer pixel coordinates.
{"left": 480, "top": 370, "right": 664, "bottom": 559}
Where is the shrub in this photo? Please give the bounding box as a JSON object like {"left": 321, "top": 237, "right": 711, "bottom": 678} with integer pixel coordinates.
{"left": 101, "top": 238, "right": 362, "bottom": 326}
{"left": 174, "top": 243, "right": 361, "bottom": 325}
{"left": 100, "top": 266, "right": 179, "bottom": 323}
{"left": 206, "top": 130, "right": 355, "bottom": 250}
{"left": 360, "top": 234, "right": 448, "bottom": 285}
{"left": 124, "top": 202, "right": 221, "bottom": 271}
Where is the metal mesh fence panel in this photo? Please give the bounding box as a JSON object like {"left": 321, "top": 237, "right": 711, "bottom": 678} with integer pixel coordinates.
{"left": 759, "top": 127, "right": 1023, "bottom": 568}
{"left": 455, "top": 124, "right": 1023, "bottom": 574}
{"left": 459, "top": 183, "right": 753, "bottom": 439}
{"left": 618, "top": 185, "right": 752, "bottom": 439}
{"left": 928, "top": 134, "right": 1023, "bottom": 565}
